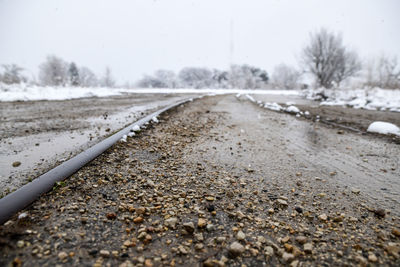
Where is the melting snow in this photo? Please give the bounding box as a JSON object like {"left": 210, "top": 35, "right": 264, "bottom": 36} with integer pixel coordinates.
{"left": 286, "top": 105, "right": 300, "bottom": 113}
{"left": 367, "top": 122, "right": 400, "bottom": 136}
{"left": 303, "top": 87, "right": 400, "bottom": 112}
{"left": 245, "top": 94, "right": 256, "bottom": 102}
{"left": 131, "top": 125, "right": 141, "bottom": 132}
{"left": 18, "top": 212, "right": 28, "bottom": 219}
{"left": 119, "top": 134, "right": 127, "bottom": 142}
{"left": 263, "top": 102, "right": 283, "bottom": 111}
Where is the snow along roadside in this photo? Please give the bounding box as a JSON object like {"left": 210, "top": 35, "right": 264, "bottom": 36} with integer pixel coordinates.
{"left": 303, "top": 87, "right": 400, "bottom": 112}
{"left": 0, "top": 82, "right": 299, "bottom": 102}
{"left": 242, "top": 94, "right": 400, "bottom": 137}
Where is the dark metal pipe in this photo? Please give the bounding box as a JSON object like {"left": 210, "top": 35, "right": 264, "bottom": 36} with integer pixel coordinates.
{"left": 0, "top": 97, "right": 195, "bottom": 224}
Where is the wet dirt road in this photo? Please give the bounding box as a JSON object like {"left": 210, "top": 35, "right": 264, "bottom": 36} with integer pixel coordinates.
{"left": 0, "top": 94, "right": 196, "bottom": 196}
{"left": 1, "top": 94, "right": 399, "bottom": 266}
{"left": 244, "top": 94, "right": 400, "bottom": 213}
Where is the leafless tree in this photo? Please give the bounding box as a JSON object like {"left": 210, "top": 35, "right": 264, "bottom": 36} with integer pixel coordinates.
{"left": 100, "top": 66, "right": 115, "bottom": 87}
{"left": 271, "top": 64, "right": 301, "bottom": 89}
{"left": 211, "top": 69, "right": 229, "bottom": 88}
{"left": 1, "top": 64, "right": 27, "bottom": 84}
{"left": 78, "top": 66, "right": 98, "bottom": 87}
{"left": 68, "top": 62, "right": 80, "bottom": 86}
{"left": 302, "top": 28, "right": 361, "bottom": 88}
{"left": 365, "top": 55, "right": 400, "bottom": 89}
{"left": 178, "top": 67, "right": 214, "bottom": 89}
{"left": 154, "top": 70, "right": 178, "bottom": 88}
{"left": 38, "top": 55, "right": 68, "bottom": 86}
{"left": 137, "top": 75, "right": 162, "bottom": 88}
{"left": 333, "top": 50, "right": 361, "bottom": 87}
{"left": 229, "top": 64, "right": 269, "bottom": 89}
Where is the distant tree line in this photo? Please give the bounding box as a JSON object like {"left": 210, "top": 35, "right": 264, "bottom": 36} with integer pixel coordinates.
{"left": 0, "top": 64, "right": 27, "bottom": 84}
{"left": 136, "top": 65, "right": 269, "bottom": 89}
{"left": 136, "top": 28, "right": 399, "bottom": 90}
{"left": 0, "top": 55, "right": 115, "bottom": 88}
{"left": 37, "top": 55, "right": 115, "bottom": 87}
{"left": 1, "top": 29, "right": 399, "bottom": 89}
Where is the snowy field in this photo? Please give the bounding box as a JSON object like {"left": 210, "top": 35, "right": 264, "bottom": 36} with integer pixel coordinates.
{"left": 0, "top": 83, "right": 132, "bottom": 101}
{"left": 303, "top": 87, "right": 400, "bottom": 112}
{"left": 0, "top": 83, "right": 299, "bottom": 102}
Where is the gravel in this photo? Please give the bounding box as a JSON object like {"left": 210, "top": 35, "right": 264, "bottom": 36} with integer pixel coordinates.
{"left": 0, "top": 95, "right": 399, "bottom": 266}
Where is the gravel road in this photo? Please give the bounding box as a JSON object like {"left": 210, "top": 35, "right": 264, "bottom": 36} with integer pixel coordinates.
{"left": 0, "top": 94, "right": 399, "bottom": 266}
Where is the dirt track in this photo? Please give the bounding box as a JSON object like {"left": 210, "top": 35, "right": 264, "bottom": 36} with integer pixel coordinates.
{"left": 1, "top": 95, "right": 399, "bottom": 266}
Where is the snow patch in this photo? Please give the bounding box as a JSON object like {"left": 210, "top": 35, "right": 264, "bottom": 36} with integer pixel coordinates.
{"left": 367, "top": 121, "right": 400, "bottom": 136}
{"left": 119, "top": 135, "right": 127, "bottom": 142}
{"left": 245, "top": 94, "right": 256, "bottom": 102}
{"left": 131, "top": 125, "right": 141, "bottom": 132}
{"left": 18, "top": 212, "right": 28, "bottom": 219}
{"left": 0, "top": 83, "right": 130, "bottom": 101}
{"left": 263, "top": 102, "right": 283, "bottom": 111}
{"left": 286, "top": 105, "right": 300, "bottom": 113}
{"left": 303, "top": 87, "right": 400, "bottom": 112}
{"left": 152, "top": 116, "right": 159, "bottom": 123}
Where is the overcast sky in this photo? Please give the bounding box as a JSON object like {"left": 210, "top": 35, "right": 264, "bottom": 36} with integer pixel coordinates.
{"left": 0, "top": 0, "right": 399, "bottom": 84}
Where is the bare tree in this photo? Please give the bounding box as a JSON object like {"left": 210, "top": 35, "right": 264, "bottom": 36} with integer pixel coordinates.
{"left": 229, "top": 64, "right": 269, "bottom": 89}
{"left": 271, "top": 64, "right": 301, "bottom": 89}
{"left": 100, "top": 66, "right": 115, "bottom": 87}
{"left": 333, "top": 50, "right": 361, "bottom": 87}
{"left": 154, "top": 70, "right": 178, "bottom": 88}
{"left": 212, "top": 69, "right": 229, "bottom": 88}
{"left": 137, "top": 74, "right": 170, "bottom": 88}
{"left": 39, "top": 55, "right": 68, "bottom": 86}
{"left": 365, "top": 55, "right": 400, "bottom": 89}
{"left": 302, "top": 28, "right": 361, "bottom": 88}
{"left": 1, "top": 64, "right": 27, "bottom": 84}
{"left": 137, "top": 69, "right": 179, "bottom": 88}
{"left": 78, "top": 66, "right": 98, "bottom": 87}
{"left": 68, "top": 62, "right": 80, "bottom": 86}
{"left": 178, "top": 67, "right": 214, "bottom": 89}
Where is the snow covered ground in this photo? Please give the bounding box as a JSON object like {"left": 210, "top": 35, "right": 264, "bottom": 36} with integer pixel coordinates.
{"left": 303, "top": 87, "right": 400, "bottom": 112}
{"left": 0, "top": 83, "right": 132, "bottom": 101}
{"left": 0, "top": 82, "right": 299, "bottom": 102}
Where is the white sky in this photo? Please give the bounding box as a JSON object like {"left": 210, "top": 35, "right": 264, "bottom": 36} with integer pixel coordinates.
{"left": 0, "top": 0, "right": 399, "bottom": 84}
